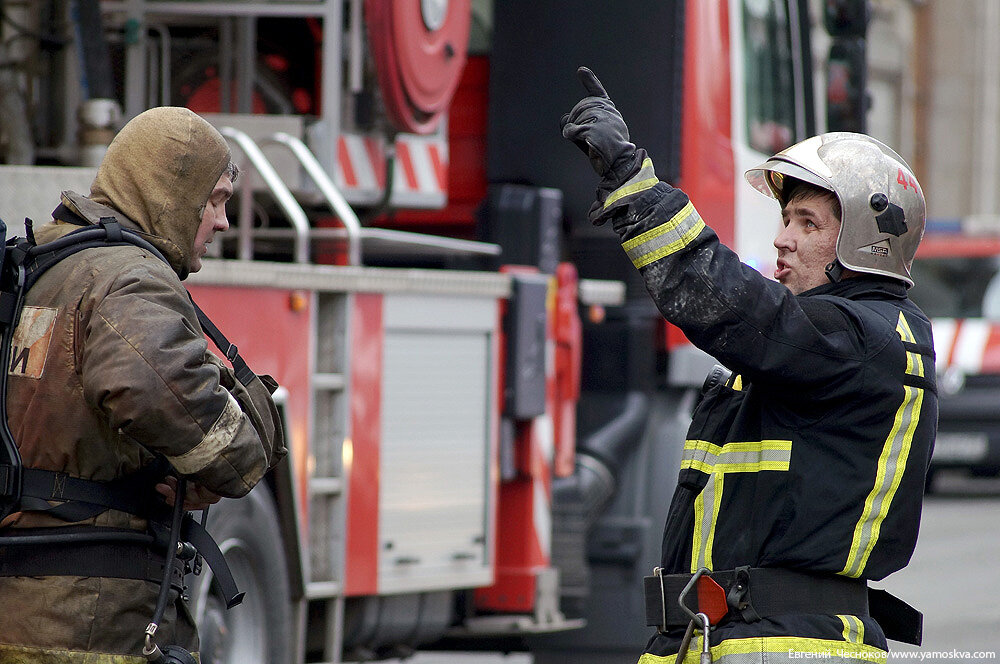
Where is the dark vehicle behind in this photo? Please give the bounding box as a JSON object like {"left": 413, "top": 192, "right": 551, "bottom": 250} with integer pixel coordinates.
{"left": 909, "top": 252, "right": 1000, "bottom": 489}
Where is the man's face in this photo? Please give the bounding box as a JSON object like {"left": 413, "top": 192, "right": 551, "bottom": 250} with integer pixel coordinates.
{"left": 773, "top": 191, "right": 841, "bottom": 295}
{"left": 190, "top": 174, "right": 233, "bottom": 273}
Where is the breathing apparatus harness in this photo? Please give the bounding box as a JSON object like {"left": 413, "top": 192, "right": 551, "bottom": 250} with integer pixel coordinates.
{"left": 0, "top": 213, "right": 258, "bottom": 663}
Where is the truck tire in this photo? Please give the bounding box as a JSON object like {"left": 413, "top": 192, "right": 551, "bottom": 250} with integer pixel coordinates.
{"left": 189, "top": 485, "right": 292, "bottom": 664}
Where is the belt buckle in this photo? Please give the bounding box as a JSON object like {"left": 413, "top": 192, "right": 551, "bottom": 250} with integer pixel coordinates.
{"left": 678, "top": 566, "right": 710, "bottom": 624}
{"left": 654, "top": 566, "right": 710, "bottom": 634}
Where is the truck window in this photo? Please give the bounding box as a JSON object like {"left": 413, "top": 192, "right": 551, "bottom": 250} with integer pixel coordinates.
{"left": 909, "top": 256, "right": 1000, "bottom": 319}
{"left": 742, "top": 0, "right": 797, "bottom": 154}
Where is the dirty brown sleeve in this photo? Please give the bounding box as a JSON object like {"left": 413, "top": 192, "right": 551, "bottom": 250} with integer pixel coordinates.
{"left": 78, "top": 260, "right": 272, "bottom": 497}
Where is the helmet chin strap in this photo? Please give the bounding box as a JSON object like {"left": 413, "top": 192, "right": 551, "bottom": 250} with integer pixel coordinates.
{"left": 825, "top": 260, "right": 845, "bottom": 283}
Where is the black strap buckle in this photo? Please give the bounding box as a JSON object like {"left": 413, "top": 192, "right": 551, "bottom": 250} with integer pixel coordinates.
{"left": 99, "top": 217, "right": 123, "bottom": 243}
{"left": 726, "top": 565, "right": 761, "bottom": 623}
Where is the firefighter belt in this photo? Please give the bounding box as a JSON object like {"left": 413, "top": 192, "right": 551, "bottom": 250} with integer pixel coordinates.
{"left": 644, "top": 566, "right": 922, "bottom": 645}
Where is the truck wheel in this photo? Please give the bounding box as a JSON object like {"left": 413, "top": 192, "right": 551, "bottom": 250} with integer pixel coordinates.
{"left": 190, "top": 486, "right": 292, "bottom": 664}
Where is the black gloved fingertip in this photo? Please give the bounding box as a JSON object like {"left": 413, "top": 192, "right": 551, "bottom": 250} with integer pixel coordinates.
{"left": 577, "top": 66, "right": 609, "bottom": 98}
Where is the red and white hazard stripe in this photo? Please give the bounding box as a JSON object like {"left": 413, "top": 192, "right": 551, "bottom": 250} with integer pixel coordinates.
{"left": 932, "top": 317, "right": 1000, "bottom": 374}
{"left": 530, "top": 413, "right": 554, "bottom": 561}
{"left": 334, "top": 133, "right": 448, "bottom": 206}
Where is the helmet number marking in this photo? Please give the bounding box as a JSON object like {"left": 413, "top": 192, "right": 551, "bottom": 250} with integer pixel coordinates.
{"left": 897, "top": 168, "right": 920, "bottom": 194}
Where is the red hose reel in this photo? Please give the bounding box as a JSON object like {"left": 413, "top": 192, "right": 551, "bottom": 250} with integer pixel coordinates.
{"left": 365, "top": 0, "right": 471, "bottom": 135}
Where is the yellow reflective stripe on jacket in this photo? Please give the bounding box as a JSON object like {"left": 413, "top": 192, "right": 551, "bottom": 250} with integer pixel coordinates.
{"left": 841, "top": 311, "right": 924, "bottom": 578}
{"left": 691, "top": 472, "right": 724, "bottom": 571}
{"left": 166, "top": 392, "right": 243, "bottom": 475}
{"left": 682, "top": 439, "right": 792, "bottom": 474}
{"left": 622, "top": 201, "right": 706, "bottom": 268}
{"left": 838, "top": 614, "right": 865, "bottom": 644}
{"left": 683, "top": 440, "right": 792, "bottom": 571}
{"left": 637, "top": 635, "right": 887, "bottom": 663}
{"left": 604, "top": 157, "right": 658, "bottom": 209}
{"left": 898, "top": 312, "right": 927, "bottom": 379}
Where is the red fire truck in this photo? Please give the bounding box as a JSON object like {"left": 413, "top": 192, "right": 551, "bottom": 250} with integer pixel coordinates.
{"left": 0, "top": 1, "right": 870, "bottom": 662}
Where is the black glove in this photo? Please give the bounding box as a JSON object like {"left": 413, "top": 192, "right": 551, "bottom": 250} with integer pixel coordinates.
{"left": 560, "top": 67, "right": 641, "bottom": 185}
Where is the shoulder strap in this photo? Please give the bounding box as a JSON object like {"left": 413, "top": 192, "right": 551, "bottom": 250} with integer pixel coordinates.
{"left": 19, "top": 217, "right": 259, "bottom": 384}
{"left": 190, "top": 299, "right": 257, "bottom": 387}
{"left": 0, "top": 219, "right": 26, "bottom": 521}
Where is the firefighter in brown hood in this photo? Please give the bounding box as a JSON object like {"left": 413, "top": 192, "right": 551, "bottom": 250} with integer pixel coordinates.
{"left": 0, "top": 107, "right": 286, "bottom": 662}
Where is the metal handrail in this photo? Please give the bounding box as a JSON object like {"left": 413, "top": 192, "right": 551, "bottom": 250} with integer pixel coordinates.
{"left": 220, "top": 126, "right": 310, "bottom": 263}
{"left": 262, "top": 132, "right": 362, "bottom": 266}
{"left": 223, "top": 127, "right": 500, "bottom": 265}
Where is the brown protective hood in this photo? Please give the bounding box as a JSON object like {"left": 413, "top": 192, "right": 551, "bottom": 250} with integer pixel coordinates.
{"left": 89, "top": 107, "right": 230, "bottom": 280}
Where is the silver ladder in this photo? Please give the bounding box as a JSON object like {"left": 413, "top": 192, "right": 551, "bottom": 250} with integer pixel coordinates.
{"left": 221, "top": 127, "right": 354, "bottom": 664}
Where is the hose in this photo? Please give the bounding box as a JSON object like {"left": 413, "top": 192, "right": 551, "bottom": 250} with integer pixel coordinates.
{"left": 0, "top": 530, "right": 155, "bottom": 546}
{"left": 142, "top": 477, "right": 187, "bottom": 662}
{"left": 553, "top": 391, "right": 650, "bottom": 526}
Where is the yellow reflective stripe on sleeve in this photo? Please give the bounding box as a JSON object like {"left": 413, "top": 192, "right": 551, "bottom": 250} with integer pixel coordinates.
{"left": 731, "top": 374, "right": 743, "bottom": 391}
{"left": 637, "top": 635, "right": 887, "bottom": 664}
{"left": 622, "top": 201, "right": 706, "bottom": 268}
{"left": 166, "top": 392, "right": 243, "bottom": 475}
{"left": 841, "top": 311, "right": 923, "bottom": 578}
{"left": 603, "top": 157, "right": 658, "bottom": 209}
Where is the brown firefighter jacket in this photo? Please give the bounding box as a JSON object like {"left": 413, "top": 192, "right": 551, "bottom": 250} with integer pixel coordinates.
{"left": 0, "top": 107, "right": 286, "bottom": 663}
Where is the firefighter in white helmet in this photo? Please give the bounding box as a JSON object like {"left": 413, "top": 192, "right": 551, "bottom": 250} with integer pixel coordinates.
{"left": 746, "top": 132, "right": 927, "bottom": 288}
{"left": 562, "top": 68, "right": 935, "bottom": 663}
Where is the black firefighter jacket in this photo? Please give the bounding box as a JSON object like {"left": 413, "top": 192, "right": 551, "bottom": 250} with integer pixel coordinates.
{"left": 604, "top": 171, "right": 937, "bottom": 664}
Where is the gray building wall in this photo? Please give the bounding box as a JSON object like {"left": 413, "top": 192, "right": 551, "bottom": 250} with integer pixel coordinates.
{"left": 914, "top": 0, "right": 1000, "bottom": 227}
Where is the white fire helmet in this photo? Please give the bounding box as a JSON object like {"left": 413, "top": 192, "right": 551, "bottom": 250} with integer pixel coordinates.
{"left": 745, "top": 132, "right": 926, "bottom": 287}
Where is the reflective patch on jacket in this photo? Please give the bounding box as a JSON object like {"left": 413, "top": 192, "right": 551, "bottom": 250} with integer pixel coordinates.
{"left": 8, "top": 306, "right": 59, "bottom": 379}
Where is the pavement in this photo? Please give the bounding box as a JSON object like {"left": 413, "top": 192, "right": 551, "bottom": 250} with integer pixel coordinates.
{"left": 880, "top": 471, "right": 1000, "bottom": 662}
